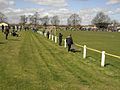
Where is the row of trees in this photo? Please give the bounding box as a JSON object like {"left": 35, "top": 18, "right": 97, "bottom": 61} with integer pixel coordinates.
{"left": 20, "top": 13, "right": 82, "bottom": 32}
{"left": 0, "top": 12, "right": 7, "bottom": 23}
{"left": 20, "top": 12, "right": 81, "bottom": 27}
{"left": 92, "top": 12, "right": 111, "bottom": 29}
{"left": 20, "top": 11, "right": 119, "bottom": 30}
{"left": 0, "top": 11, "right": 119, "bottom": 30}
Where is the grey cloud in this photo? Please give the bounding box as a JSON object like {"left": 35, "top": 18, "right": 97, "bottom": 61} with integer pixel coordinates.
{"left": 0, "top": 0, "right": 15, "bottom": 10}
{"left": 24, "top": 0, "right": 68, "bottom": 7}
{"left": 107, "top": 0, "right": 120, "bottom": 4}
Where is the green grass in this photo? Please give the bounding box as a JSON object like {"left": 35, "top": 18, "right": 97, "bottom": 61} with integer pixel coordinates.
{"left": 0, "top": 30, "right": 120, "bottom": 90}
{"left": 57, "top": 30, "right": 120, "bottom": 56}
{"left": 57, "top": 30, "right": 120, "bottom": 71}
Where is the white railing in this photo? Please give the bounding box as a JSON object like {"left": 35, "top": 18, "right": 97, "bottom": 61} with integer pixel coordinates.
{"left": 37, "top": 31, "right": 120, "bottom": 67}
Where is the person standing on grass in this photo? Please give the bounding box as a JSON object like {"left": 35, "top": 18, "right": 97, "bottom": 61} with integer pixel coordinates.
{"left": 12, "top": 25, "right": 15, "bottom": 32}
{"left": 66, "top": 34, "right": 73, "bottom": 52}
{"left": 58, "top": 33, "right": 63, "bottom": 46}
{"left": 47, "top": 31, "right": 50, "bottom": 39}
{"left": 5, "top": 26, "right": 9, "bottom": 40}
{"left": 43, "top": 29, "right": 45, "bottom": 35}
{"left": 8, "top": 25, "right": 11, "bottom": 30}
{"left": 2, "top": 25, "right": 4, "bottom": 32}
{"left": 24, "top": 27, "right": 27, "bottom": 31}
{"left": 20, "top": 25, "right": 22, "bottom": 31}
{"left": 17, "top": 25, "right": 19, "bottom": 31}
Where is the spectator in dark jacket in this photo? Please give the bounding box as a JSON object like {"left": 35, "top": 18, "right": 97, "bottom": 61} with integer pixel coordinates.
{"left": 47, "top": 31, "right": 50, "bottom": 39}
{"left": 43, "top": 30, "right": 45, "bottom": 35}
{"left": 17, "top": 25, "right": 19, "bottom": 31}
{"left": 59, "top": 33, "right": 63, "bottom": 46}
{"left": 66, "top": 34, "right": 73, "bottom": 52}
{"left": 12, "top": 25, "right": 15, "bottom": 32}
{"left": 2, "top": 25, "right": 4, "bottom": 32}
{"left": 5, "top": 26, "right": 9, "bottom": 40}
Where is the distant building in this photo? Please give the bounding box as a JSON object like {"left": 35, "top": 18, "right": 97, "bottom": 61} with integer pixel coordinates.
{"left": 81, "top": 25, "right": 98, "bottom": 31}
{"left": 108, "top": 24, "right": 120, "bottom": 32}
{"left": 0, "top": 22, "right": 9, "bottom": 30}
{"left": 0, "top": 22, "right": 9, "bottom": 27}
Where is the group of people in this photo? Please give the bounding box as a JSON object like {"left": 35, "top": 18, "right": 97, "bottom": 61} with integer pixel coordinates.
{"left": 59, "top": 33, "right": 74, "bottom": 52}
{"left": 45, "top": 30, "right": 74, "bottom": 52}
{"left": 1, "top": 24, "right": 75, "bottom": 52}
{"left": 1, "top": 25, "right": 19, "bottom": 40}
{"left": 2, "top": 25, "right": 10, "bottom": 40}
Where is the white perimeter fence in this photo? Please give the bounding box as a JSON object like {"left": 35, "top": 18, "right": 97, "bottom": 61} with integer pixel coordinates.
{"left": 37, "top": 31, "right": 120, "bottom": 67}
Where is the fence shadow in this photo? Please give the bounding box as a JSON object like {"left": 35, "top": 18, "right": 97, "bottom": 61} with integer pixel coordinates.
{"left": 71, "top": 49, "right": 81, "bottom": 53}
{"left": 104, "top": 63, "right": 114, "bottom": 67}
{"left": 8, "top": 39, "right": 21, "bottom": 41}
{"left": 0, "top": 42, "right": 7, "bottom": 44}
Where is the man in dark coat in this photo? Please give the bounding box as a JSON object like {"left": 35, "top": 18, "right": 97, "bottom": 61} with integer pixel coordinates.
{"left": 2, "top": 25, "right": 4, "bottom": 32}
{"left": 17, "top": 25, "right": 19, "bottom": 31}
{"left": 59, "top": 33, "right": 63, "bottom": 46}
{"left": 5, "top": 26, "right": 9, "bottom": 40}
{"left": 20, "top": 26, "right": 22, "bottom": 31}
{"left": 43, "top": 30, "right": 45, "bottom": 35}
{"left": 12, "top": 25, "right": 15, "bottom": 32}
{"left": 47, "top": 31, "right": 50, "bottom": 39}
{"left": 66, "top": 34, "right": 73, "bottom": 52}
{"left": 24, "top": 27, "right": 27, "bottom": 31}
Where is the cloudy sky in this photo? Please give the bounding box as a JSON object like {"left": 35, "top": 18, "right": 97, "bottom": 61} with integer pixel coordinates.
{"left": 0, "top": 0, "right": 120, "bottom": 25}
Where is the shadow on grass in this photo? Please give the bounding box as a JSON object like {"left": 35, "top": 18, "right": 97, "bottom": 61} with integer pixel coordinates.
{"left": 8, "top": 39, "right": 21, "bottom": 41}
{"left": 0, "top": 42, "right": 7, "bottom": 44}
{"left": 71, "top": 49, "right": 81, "bottom": 53}
{"left": 104, "top": 63, "right": 114, "bottom": 67}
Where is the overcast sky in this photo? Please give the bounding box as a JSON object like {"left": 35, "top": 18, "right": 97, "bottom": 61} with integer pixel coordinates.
{"left": 0, "top": 0, "right": 120, "bottom": 25}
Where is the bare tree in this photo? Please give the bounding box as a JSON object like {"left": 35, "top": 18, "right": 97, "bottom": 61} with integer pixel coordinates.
{"left": 0, "top": 12, "right": 7, "bottom": 22}
{"left": 51, "top": 15, "right": 60, "bottom": 30}
{"left": 41, "top": 16, "right": 49, "bottom": 25}
{"left": 20, "top": 15, "right": 28, "bottom": 25}
{"left": 67, "top": 13, "right": 81, "bottom": 30}
{"left": 109, "top": 19, "right": 119, "bottom": 31}
{"left": 92, "top": 12, "right": 111, "bottom": 30}
{"left": 111, "top": 20, "right": 119, "bottom": 26}
{"left": 29, "top": 12, "right": 39, "bottom": 26}
{"left": 29, "top": 15, "right": 34, "bottom": 24}
{"left": 40, "top": 15, "right": 49, "bottom": 29}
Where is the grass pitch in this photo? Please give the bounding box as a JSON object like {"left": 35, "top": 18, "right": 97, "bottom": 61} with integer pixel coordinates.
{"left": 0, "top": 30, "right": 120, "bottom": 90}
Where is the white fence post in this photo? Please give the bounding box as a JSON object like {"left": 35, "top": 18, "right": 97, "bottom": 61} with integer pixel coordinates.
{"left": 52, "top": 35, "right": 54, "bottom": 41}
{"left": 83, "top": 45, "right": 87, "bottom": 59}
{"left": 49, "top": 34, "right": 51, "bottom": 39}
{"left": 64, "top": 39, "right": 67, "bottom": 48}
{"left": 55, "top": 36, "right": 57, "bottom": 43}
{"left": 39, "top": 31, "right": 42, "bottom": 35}
{"left": 101, "top": 51, "right": 105, "bottom": 67}
{"left": 44, "top": 33, "right": 46, "bottom": 37}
